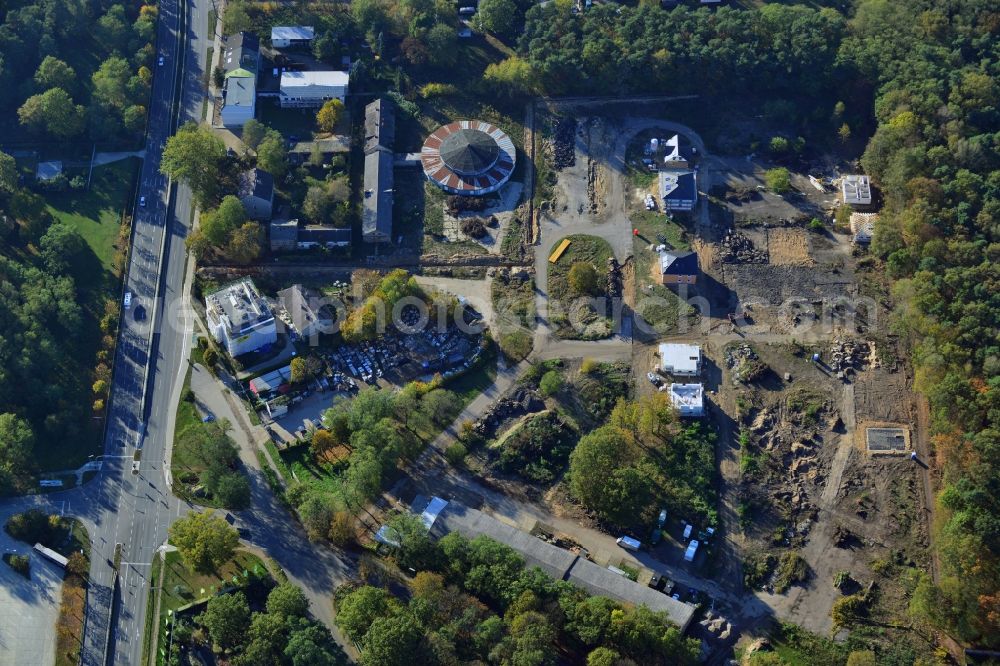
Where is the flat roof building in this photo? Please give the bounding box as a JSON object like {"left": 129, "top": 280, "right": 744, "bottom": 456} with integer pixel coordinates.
{"left": 271, "top": 26, "right": 314, "bottom": 48}
{"left": 279, "top": 71, "right": 348, "bottom": 108}
{"left": 841, "top": 174, "right": 872, "bottom": 206}
{"left": 205, "top": 278, "right": 277, "bottom": 357}
{"left": 668, "top": 383, "right": 704, "bottom": 417}
{"left": 248, "top": 363, "right": 293, "bottom": 396}
{"left": 36, "top": 161, "right": 63, "bottom": 182}
{"left": 363, "top": 150, "right": 393, "bottom": 243}
{"left": 270, "top": 219, "right": 299, "bottom": 251}
{"left": 659, "top": 343, "right": 701, "bottom": 376}
{"left": 298, "top": 224, "right": 351, "bottom": 249}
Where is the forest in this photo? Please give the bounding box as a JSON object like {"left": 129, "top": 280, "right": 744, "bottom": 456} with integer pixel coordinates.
{"left": 0, "top": 152, "right": 114, "bottom": 493}
{"left": 0, "top": 0, "right": 158, "bottom": 143}
{"left": 335, "top": 530, "right": 699, "bottom": 666}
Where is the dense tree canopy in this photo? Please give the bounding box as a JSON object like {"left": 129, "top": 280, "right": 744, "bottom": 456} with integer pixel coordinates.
{"left": 569, "top": 394, "right": 716, "bottom": 528}
{"left": 336, "top": 532, "right": 699, "bottom": 665}
{"left": 168, "top": 510, "right": 240, "bottom": 573}
{"left": 161, "top": 123, "right": 228, "bottom": 206}
{"left": 0, "top": 1, "right": 158, "bottom": 142}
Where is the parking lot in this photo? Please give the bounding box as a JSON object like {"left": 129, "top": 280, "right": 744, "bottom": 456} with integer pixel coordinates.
{"left": 0, "top": 526, "right": 63, "bottom": 666}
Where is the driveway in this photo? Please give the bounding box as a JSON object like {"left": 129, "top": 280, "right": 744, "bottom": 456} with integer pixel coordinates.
{"left": 187, "top": 362, "right": 357, "bottom": 656}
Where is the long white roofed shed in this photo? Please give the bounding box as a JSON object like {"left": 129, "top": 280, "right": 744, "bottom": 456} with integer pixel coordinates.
{"left": 271, "top": 26, "right": 314, "bottom": 48}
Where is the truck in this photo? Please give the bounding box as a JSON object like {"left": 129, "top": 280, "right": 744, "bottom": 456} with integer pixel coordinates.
{"left": 616, "top": 536, "right": 641, "bottom": 551}
{"left": 684, "top": 539, "right": 700, "bottom": 562}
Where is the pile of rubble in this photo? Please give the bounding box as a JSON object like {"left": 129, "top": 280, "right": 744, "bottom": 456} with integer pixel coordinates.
{"left": 828, "top": 338, "right": 872, "bottom": 374}
{"left": 719, "top": 230, "right": 768, "bottom": 263}
{"left": 699, "top": 611, "right": 733, "bottom": 642}
{"left": 606, "top": 257, "right": 623, "bottom": 298}
{"left": 587, "top": 158, "right": 599, "bottom": 213}
{"left": 474, "top": 387, "right": 545, "bottom": 439}
{"left": 726, "top": 343, "right": 767, "bottom": 383}
{"left": 552, "top": 116, "right": 577, "bottom": 170}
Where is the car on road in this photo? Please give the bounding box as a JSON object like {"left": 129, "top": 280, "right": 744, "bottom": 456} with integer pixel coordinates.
{"left": 646, "top": 371, "right": 661, "bottom": 386}
{"left": 123, "top": 291, "right": 132, "bottom": 310}
{"left": 158, "top": 55, "right": 164, "bottom": 67}
{"left": 139, "top": 195, "right": 146, "bottom": 207}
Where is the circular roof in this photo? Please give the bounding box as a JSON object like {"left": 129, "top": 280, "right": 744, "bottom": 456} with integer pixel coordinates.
{"left": 440, "top": 129, "right": 500, "bottom": 175}
{"left": 421, "top": 120, "right": 516, "bottom": 196}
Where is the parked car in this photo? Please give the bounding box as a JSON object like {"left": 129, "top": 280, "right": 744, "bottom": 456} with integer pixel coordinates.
{"left": 646, "top": 372, "right": 661, "bottom": 385}
{"left": 616, "top": 536, "right": 641, "bottom": 551}
{"left": 684, "top": 539, "right": 700, "bottom": 562}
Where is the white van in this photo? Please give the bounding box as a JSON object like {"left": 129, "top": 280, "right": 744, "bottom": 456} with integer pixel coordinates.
{"left": 616, "top": 536, "right": 641, "bottom": 551}
{"left": 684, "top": 539, "right": 700, "bottom": 562}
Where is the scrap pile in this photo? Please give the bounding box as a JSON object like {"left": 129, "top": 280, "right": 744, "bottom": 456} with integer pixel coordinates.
{"left": 474, "top": 387, "right": 545, "bottom": 439}
{"left": 719, "top": 230, "right": 768, "bottom": 263}
{"left": 552, "top": 116, "right": 577, "bottom": 170}
{"left": 828, "top": 338, "right": 873, "bottom": 374}
{"left": 726, "top": 343, "right": 767, "bottom": 383}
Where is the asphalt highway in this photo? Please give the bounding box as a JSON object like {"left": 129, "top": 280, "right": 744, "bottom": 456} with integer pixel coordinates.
{"left": 0, "top": 0, "right": 213, "bottom": 663}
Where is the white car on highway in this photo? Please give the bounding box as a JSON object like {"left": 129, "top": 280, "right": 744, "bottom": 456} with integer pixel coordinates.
{"left": 139, "top": 195, "right": 146, "bottom": 207}
{"left": 158, "top": 56, "right": 165, "bottom": 67}
{"left": 123, "top": 291, "right": 132, "bottom": 310}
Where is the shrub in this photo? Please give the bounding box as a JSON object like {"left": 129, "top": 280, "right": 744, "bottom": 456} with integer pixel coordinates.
{"left": 328, "top": 511, "right": 356, "bottom": 547}
{"left": 67, "top": 551, "right": 88, "bottom": 577}
{"left": 460, "top": 217, "right": 488, "bottom": 239}
{"left": 580, "top": 358, "right": 599, "bottom": 375}
{"left": 807, "top": 218, "right": 825, "bottom": 232}
{"left": 567, "top": 262, "right": 599, "bottom": 296}
{"left": 831, "top": 594, "right": 867, "bottom": 628}
{"left": 768, "top": 136, "right": 790, "bottom": 154}
{"left": 419, "top": 83, "right": 458, "bottom": 98}
{"left": 773, "top": 551, "right": 809, "bottom": 593}
{"left": 539, "top": 370, "right": 564, "bottom": 397}
{"left": 445, "top": 442, "right": 468, "bottom": 466}
{"left": 765, "top": 167, "right": 792, "bottom": 194}
{"left": 4, "top": 553, "right": 30, "bottom": 577}
{"left": 5, "top": 510, "right": 55, "bottom": 545}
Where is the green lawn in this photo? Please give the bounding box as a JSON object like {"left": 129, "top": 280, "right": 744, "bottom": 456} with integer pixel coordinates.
{"left": 631, "top": 212, "right": 698, "bottom": 334}
{"left": 45, "top": 158, "right": 139, "bottom": 273}
{"left": 548, "top": 234, "right": 615, "bottom": 302}
{"left": 33, "top": 158, "right": 140, "bottom": 474}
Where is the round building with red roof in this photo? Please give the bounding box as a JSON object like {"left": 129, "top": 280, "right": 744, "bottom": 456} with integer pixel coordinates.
{"left": 421, "top": 120, "right": 516, "bottom": 196}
